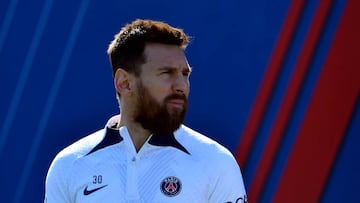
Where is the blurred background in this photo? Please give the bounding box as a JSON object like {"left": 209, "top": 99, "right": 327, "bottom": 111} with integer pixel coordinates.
{"left": 0, "top": 0, "right": 359, "bottom": 202}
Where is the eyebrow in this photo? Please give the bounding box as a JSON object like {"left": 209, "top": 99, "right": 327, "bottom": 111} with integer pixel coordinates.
{"left": 158, "top": 66, "right": 192, "bottom": 72}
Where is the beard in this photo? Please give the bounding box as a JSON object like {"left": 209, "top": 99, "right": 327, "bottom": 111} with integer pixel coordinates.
{"left": 134, "top": 80, "right": 188, "bottom": 135}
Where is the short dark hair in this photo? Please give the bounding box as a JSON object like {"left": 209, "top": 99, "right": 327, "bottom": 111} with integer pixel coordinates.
{"left": 107, "top": 19, "right": 190, "bottom": 77}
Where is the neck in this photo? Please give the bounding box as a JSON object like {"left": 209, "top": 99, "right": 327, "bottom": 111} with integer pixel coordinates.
{"left": 118, "top": 114, "right": 151, "bottom": 152}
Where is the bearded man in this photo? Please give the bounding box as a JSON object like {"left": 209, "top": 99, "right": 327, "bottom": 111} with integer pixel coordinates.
{"left": 45, "top": 19, "right": 247, "bottom": 203}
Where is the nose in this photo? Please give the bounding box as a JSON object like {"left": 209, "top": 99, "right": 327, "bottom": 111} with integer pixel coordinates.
{"left": 172, "top": 75, "right": 189, "bottom": 94}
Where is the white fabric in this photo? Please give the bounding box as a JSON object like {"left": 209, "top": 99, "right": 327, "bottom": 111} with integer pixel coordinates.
{"left": 45, "top": 122, "right": 247, "bottom": 203}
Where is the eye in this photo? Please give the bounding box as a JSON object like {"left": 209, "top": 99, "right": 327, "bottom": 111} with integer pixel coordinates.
{"left": 158, "top": 68, "right": 174, "bottom": 75}
{"left": 161, "top": 70, "right": 172, "bottom": 74}
{"left": 183, "top": 69, "right": 192, "bottom": 77}
{"left": 182, "top": 71, "right": 190, "bottom": 76}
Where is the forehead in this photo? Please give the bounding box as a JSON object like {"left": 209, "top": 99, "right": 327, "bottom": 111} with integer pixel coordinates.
{"left": 142, "top": 43, "right": 189, "bottom": 69}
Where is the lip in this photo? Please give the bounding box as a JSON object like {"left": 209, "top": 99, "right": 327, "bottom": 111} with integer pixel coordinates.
{"left": 167, "top": 99, "right": 185, "bottom": 108}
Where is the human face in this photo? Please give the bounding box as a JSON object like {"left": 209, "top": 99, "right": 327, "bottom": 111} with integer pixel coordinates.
{"left": 133, "top": 43, "right": 191, "bottom": 135}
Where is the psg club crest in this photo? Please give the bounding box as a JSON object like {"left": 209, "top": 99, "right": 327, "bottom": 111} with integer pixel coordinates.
{"left": 160, "top": 176, "right": 182, "bottom": 197}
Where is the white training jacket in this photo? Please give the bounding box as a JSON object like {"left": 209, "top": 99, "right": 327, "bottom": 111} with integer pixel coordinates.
{"left": 45, "top": 121, "right": 247, "bottom": 203}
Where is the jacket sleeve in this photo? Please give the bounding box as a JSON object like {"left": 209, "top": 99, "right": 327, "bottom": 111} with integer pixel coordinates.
{"left": 44, "top": 153, "right": 73, "bottom": 203}
{"left": 208, "top": 152, "right": 248, "bottom": 203}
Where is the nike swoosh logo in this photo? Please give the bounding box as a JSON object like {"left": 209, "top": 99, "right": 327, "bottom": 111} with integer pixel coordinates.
{"left": 83, "top": 185, "right": 108, "bottom": 195}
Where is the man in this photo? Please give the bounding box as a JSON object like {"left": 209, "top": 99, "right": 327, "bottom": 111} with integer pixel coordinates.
{"left": 45, "top": 19, "right": 247, "bottom": 203}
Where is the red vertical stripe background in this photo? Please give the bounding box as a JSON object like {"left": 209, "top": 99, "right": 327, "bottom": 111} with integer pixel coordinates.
{"left": 236, "top": 0, "right": 360, "bottom": 202}
{"left": 273, "top": 0, "right": 360, "bottom": 202}
{"left": 235, "top": 1, "right": 305, "bottom": 168}
{"left": 248, "top": 1, "right": 333, "bottom": 202}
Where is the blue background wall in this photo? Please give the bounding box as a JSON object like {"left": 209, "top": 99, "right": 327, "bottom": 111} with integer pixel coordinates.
{"left": 0, "top": 0, "right": 359, "bottom": 202}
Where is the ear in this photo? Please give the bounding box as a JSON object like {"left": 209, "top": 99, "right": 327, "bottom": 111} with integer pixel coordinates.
{"left": 114, "top": 68, "right": 133, "bottom": 96}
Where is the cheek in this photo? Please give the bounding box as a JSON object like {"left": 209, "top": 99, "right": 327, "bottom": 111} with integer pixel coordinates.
{"left": 141, "top": 76, "right": 176, "bottom": 101}
{"left": 186, "top": 80, "right": 190, "bottom": 94}
{"left": 144, "top": 84, "right": 168, "bottom": 103}
{"left": 148, "top": 80, "right": 170, "bottom": 95}
{"left": 152, "top": 88, "right": 168, "bottom": 103}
